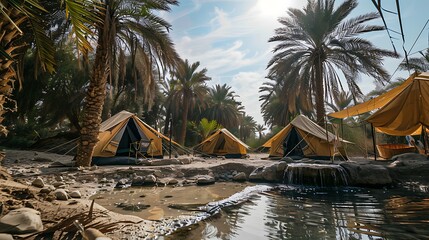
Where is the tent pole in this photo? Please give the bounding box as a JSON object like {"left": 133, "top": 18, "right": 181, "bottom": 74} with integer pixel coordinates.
{"left": 325, "top": 115, "right": 332, "bottom": 163}
{"left": 169, "top": 117, "right": 173, "bottom": 159}
{"left": 371, "top": 123, "right": 377, "bottom": 161}
{"left": 423, "top": 126, "right": 428, "bottom": 155}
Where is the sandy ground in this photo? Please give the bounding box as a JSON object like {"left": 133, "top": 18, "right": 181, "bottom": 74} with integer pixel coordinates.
{"left": 0, "top": 149, "right": 272, "bottom": 239}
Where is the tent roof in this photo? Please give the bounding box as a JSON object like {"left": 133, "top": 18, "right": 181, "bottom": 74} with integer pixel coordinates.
{"left": 195, "top": 128, "right": 250, "bottom": 149}
{"left": 366, "top": 73, "right": 429, "bottom": 135}
{"left": 262, "top": 115, "right": 350, "bottom": 148}
{"left": 290, "top": 115, "right": 350, "bottom": 143}
{"left": 328, "top": 72, "right": 429, "bottom": 136}
{"left": 99, "top": 110, "right": 177, "bottom": 144}
{"left": 328, "top": 72, "right": 429, "bottom": 119}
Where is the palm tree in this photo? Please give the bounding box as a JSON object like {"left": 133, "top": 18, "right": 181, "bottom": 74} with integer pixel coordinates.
{"left": 399, "top": 49, "right": 429, "bottom": 72}
{"left": 255, "top": 124, "right": 266, "bottom": 140}
{"left": 267, "top": 0, "right": 397, "bottom": 125}
{"left": 0, "top": 0, "right": 56, "bottom": 137}
{"left": 326, "top": 91, "right": 353, "bottom": 113}
{"left": 204, "top": 84, "right": 242, "bottom": 129}
{"left": 259, "top": 79, "right": 312, "bottom": 127}
{"left": 239, "top": 115, "right": 257, "bottom": 142}
{"left": 75, "top": 0, "right": 179, "bottom": 166}
{"left": 170, "top": 59, "right": 211, "bottom": 145}
{"left": 190, "top": 118, "right": 221, "bottom": 141}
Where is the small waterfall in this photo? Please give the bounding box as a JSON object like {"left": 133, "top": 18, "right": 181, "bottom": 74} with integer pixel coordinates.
{"left": 283, "top": 163, "right": 349, "bottom": 187}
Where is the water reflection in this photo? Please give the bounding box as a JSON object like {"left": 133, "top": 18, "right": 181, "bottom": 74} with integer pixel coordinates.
{"left": 193, "top": 187, "right": 429, "bottom": 240}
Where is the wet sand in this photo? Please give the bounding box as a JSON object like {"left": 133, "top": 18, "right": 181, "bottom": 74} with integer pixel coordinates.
{"left": 91, "top": 182, "right": 254, "bottom": 220}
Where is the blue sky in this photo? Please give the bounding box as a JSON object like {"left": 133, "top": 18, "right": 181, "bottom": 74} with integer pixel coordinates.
{"left": 162, "top": 0, "right": 429, "bottom": 126}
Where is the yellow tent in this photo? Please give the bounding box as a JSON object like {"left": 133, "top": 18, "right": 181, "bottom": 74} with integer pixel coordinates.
{"left": 329, "top": 72, "right": 429, "bottom": 136}
{"left": 93, "top": 110, "right": 174, "bottom": 158}
{"left": 262, "top": 115, "right": 350, "bottom": 159}
{"left": 193, "top": 128, "right": 249, "bottom": 158}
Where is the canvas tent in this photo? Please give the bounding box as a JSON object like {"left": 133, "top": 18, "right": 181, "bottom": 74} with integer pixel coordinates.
{"left": 93, "top": 111, "right": 174, "bottom": 162}
{"left": 262, "top": 115, "right": 350, "bottom": 159}
{"left": 193, "top": 128, "right": 249, "bottom": 158}
{"left": 329, "top": 72, "right": 429, "bottom": 136}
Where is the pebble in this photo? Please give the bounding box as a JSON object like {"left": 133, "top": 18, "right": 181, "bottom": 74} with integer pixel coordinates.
{"left": 31, "top": 178, "right": 44, "bottom": 188}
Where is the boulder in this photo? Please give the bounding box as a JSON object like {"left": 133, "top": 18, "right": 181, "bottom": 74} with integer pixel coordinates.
{"left": 0, "top": 208, "right": 43, "bottom": 234}
{"left": 55, "top": 175, "right": 64, "bottom": 182}
{"left": 391, "top": 153, "right": 427, "bottom": 161}
{"left": 232, "top": 172, "right": 247, "bottom": 181}
{"left": 144, "top": 175, "right": 157, "bottom": 184}
{"left": 196, "top": 175, "right": 215, "bottom": 185}
{"left": 115, "top": 178, "right": 129, "bottom": 188}
{"left": 31, "top": 178, "right": 44, "bottom": 188}
{"left": 167, "top": 179, "right": 179, "bottom": 185}
{"left": 249, "top": 167, "right": 264, "bottom": 181}
{"left": 280, "top": 157, "right": 295, "bottom": 163}
{"left": 53, "top": 189, "right": 68, "bottom": 201}
{"left": 131, "top": 176, "right": 145, "bottom": 186}
{"left": 40, "top": 185, "right": 55, "bottom": 194}
{"left": 69, "top": 190, "right": 82, "bottom": 198}
{"left": 340, "top": 162, "right": 392, "bottom": 187}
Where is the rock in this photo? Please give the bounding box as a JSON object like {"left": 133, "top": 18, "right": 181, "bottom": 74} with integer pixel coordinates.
{"left": 232, "top": 172, "right": 247, "bottom": 181}
{"left": 167, "top": 179, "right": 179, "bottom": 185}
{"left": 196, "top": 175, "right": 215, "bottom": 185}
{"left": 0, "top": 233, "right": 13, "bottom": 240}
{"left": 249, "top": 167, "right": 264, "bottom": 181}
{"left": 175, "top": 171, "right": 185, "bottom": 178}
{"left": 153, "top": 170, "right": 163, "bottom": 178}
{"left": 90, "top": 165, "right": 98, "bottom": 171}
{"left": 53, "top": 182, "right": 65, "bottom": 188}
{"left": 55, "top": 175, "right": 64, "bottom": 182}
{"left": 99, "top": 177, "right": 109, "bottom": 184}
{"left": 115, "top": 178, "right": 130, "bottom": 189}
{"left": 53, "top": 189, "right": 68, "bottom": 200}
{"left": 131, "top": 176, "right": 145, "bottom": 186}
{"left": 249, "top": 162, "right": 286, "bottom": 182}
{"left": 40, "top": 185, "right": 55, "bottom": 194}
{"left": 31, "top": 178, "right": 44, "bottom": 188}
{"left": 340, "top": 162, "right": 392, "bottom": 186}
{"left": 115, "top": 203, "right": 150, "bottom": 211}
{"left": 144, "top": 175, "right": 157, "bottom": 184}
{"left": 69, "top": 190, "right": 82, "bottom": 198}
{"left": 391, "top": 153, "right": 427, "bottom": 161}
{"left": 0, "top": 208, "right": 43, "bottom": 234}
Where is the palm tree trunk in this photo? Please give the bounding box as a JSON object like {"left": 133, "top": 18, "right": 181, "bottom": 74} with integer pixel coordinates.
{"left": 75, "top": 19, "right": 110, "bottom": 167}
{"left": 163, "top": 105, "right": 171, "bottom": 135}
{"left": 314, "top": 58, "right": 325, "bottom": 126}
{"left": 179, "top": 97, "right": 189, "bottom": 145}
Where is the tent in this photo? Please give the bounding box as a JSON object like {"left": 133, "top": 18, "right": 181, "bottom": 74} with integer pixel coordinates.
{"left": 329, "top": 72, "right": 429, "bottom": 136}
{"left": 92, "top": 111, "right": 174, "bottom": 164}
{"left": 193, "top": 128, "right": 249, "bottom": 158}
{"left": 261, "top": 115, "right": 350, "bottom": 159}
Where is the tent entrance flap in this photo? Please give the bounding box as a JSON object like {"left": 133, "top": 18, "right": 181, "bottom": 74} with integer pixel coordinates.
{"left": 284, "top": 127, "right": 307, "bottom": 157}
{"left": 116, "top": 119, "right": 148, "bottom": 156}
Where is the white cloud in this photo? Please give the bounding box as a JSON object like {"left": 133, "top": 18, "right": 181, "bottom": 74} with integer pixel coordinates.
{"left": 231, "top": 72, "right": 266, "bottom": 124}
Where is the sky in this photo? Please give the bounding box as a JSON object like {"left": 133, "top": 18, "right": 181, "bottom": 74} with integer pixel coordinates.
{"left": 162, "top": 0, "right": 429, "bottom": 126}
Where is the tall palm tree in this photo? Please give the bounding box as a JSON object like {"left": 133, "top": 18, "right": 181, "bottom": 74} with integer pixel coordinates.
{"left": 239, "top": 115, "right": 257, "bottom": 142}
{"left": 171, "top": 59, "right": 211, "bottom": 145}
{"left": 204, "top": 84, "right": 242, "bottom": 129}
{"left": 75, "top": 0, "right": 179, "bottom": 166}
{"left": 267, "top": 0, "right": 397, "bottom": 125}
{"left": 255, "top": 124, "right": 266, "bottom": 140}
{"left": 259, "top": 79, "right": 311, "bottom": 127}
